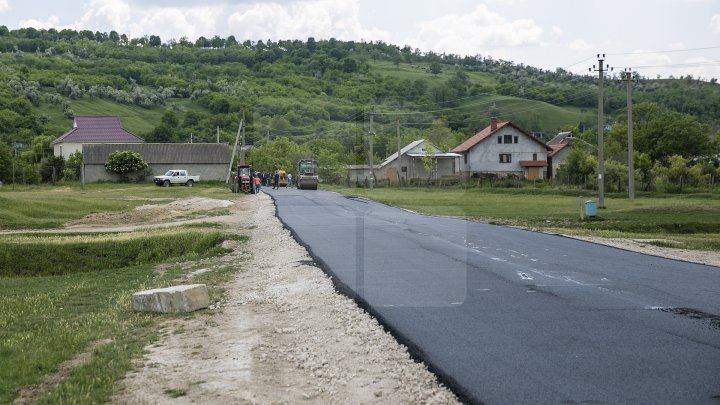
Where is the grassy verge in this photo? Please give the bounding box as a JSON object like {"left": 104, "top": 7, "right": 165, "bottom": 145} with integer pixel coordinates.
{"left": 329, "top": 186, "right": 720, "bottom": 252}
{"left": 0, "top": 183, "right": 248, "bottom": 403}
{"left": 0, "top": 182, "right": 237, "bottom": 230}
{"left": 0, "top": 226, "right": 247, "bottom": 404}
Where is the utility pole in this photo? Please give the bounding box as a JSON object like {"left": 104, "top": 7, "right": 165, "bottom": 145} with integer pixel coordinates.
{"left": 396, "top": 118, "right": 401, "bottom": 187}
{"left": 216, "top": 126, "right": 220, "bottom": 143}
{"left": 368, "top": 108, "right": 375, "bottom": 190}
{"left": 625, "top": 69, "right": 635, "bottom": 200}
{"left": 590, "top": 54, "right": 611, "bottom": 208}
{"left": 240, "top": 111, "right": 246, "bottom": 164}
{"left": 225, "top": 119, "right": 243, "bottom": 184}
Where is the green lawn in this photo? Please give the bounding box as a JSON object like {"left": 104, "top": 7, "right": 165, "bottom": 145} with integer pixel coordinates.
{"left": 0, "top": 183, "right": 247, "bottom": 404}
{"left": 331, "top": 186, "right": 720, "bottom": 251}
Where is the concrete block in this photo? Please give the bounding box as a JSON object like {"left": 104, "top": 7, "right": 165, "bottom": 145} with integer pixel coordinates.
{"left": 132, "top": 284, "right": 210, "bottom": 313}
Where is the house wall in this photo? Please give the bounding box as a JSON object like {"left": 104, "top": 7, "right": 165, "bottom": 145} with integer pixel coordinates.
{"left": 84, "top": 163, "right": 230, "bottom": 183}
{"left": 459, "top": 126, "right": 548, "bottom": 177}
{"left": 551, "top": 148, "right": 571, "bottom": 178}
{"left": 54, "top": 142, "right": 84, "bottom": 160}
{"left": 382, "top": 141, "right": 458, "bottom": 184}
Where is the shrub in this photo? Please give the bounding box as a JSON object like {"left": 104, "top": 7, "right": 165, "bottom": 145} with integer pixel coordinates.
{"left": 104, "top": 150, "right": 148, "bottom": 183}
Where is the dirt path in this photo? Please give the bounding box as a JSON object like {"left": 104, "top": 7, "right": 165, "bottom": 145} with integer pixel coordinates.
{"left": 110, "top": 194, "right": 460, "bottom": 404}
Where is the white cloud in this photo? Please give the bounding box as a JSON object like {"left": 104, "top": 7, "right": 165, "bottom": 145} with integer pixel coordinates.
{"left": 76, "top": 0, "right": 131, "bottom": 31}
{"left": 0, "top": 0, "right": 9, "bottom": 13}
{"left": 404, "top": 5, "right": 543, "bottom": 56}
{"left": 712, "top": 13, "right": 720, "bottom": 33}
{"left": 128, "top": 5, "right": 224, "bottom": 41}
{"left": 568, "top": 38, "right": 591, "bottom": 52}
{"left": 19, "top": 15, "right": 61, "bottom": 29}
{"left": 227, "top": 0, "right": 387, "bottom": 42}
{"left": 551, "top": 26, "right": 563, "bottom": 37}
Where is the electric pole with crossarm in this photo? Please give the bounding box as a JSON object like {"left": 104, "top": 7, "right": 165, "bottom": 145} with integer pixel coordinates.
{"left": 590, "top": 54, "right": 612, "bottom": 208}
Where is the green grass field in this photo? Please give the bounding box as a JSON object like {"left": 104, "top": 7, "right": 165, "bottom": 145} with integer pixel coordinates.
{"left": 0, "top": 183, "right": 247, "bottom": 404}
{"left": 332, "top": 186, "right": 720, "bottom": 251}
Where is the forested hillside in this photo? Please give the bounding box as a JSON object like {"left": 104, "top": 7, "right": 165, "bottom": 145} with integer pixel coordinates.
{"left": 0, "top": 26, "right": 718, "bottom": 186}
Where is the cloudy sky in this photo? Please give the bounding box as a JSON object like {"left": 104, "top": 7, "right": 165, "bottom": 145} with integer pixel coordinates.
{"left": 2, "top": 0, "right": 720, "bottom": 80}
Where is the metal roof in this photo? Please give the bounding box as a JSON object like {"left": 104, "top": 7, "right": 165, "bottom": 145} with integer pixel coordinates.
{"left": 51, "top": 116, "right": 143, "bottom": 145}
{"left": 83, "top": 143, "right": 231, "bottom": 164}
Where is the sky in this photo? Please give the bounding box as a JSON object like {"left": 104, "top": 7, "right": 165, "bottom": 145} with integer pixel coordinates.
{"left": 2, "top": 0, "right": 720, "bottom": 80}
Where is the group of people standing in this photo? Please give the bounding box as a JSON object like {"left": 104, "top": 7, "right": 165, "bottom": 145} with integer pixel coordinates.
{"left": 254, "top": 170, "right": 293, "bottom": 191}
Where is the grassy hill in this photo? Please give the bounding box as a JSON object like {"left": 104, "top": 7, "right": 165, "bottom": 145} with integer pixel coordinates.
{"left": 0, "top": 32, "right": 716, "bottom": 157}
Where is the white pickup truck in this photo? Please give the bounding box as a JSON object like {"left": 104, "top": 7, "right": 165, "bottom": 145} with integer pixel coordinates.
{"left": 153, "top": 170, "right": 200, "bottom": 187}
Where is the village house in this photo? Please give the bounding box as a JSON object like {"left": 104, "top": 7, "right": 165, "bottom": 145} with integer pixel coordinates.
{"left": 452, "top": 118, "right": 551, "bottom": 180}
{"left": 51, "top": 116, "right": 144, "bottom": 159}
{"left": 346, "top": 139, "right": 460, "bottom": 185}
{"left": 547, "top": 131, "right": 595, "bottom": 178}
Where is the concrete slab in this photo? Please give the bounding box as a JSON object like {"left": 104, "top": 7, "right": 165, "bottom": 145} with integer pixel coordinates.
{"left": 132, "top": 284, "right": 210, "bottom": 313}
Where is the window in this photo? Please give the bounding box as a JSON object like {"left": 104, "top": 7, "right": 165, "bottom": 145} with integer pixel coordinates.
{"left": 533, "top": 153, "right": 538, "bottom": 160}
{"left": 499, "top": 154, "right": 512, "bottom": 163}
{"left": 497, "top": 136, "right": 502, "bottom": 144}
{"left": 514, "top": 136, "right": 519, "bottom": 144}
{"left": 463, "top": 155, "right": 467, "bottom": 164}
{"left": 401, "top": 166, "right": 407, "bottom": 173}
{"left": 504, "top": 134, "right": 513, "bottom": 144}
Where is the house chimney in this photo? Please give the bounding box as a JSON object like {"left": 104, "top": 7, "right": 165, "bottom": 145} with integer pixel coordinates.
{"left": 490, "top": 117, "right": 497, "bottom": 130}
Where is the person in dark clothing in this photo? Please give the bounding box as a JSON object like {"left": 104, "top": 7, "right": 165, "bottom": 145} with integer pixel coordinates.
{"left": 273, "top": 169, "right": 280, "bottom": 189}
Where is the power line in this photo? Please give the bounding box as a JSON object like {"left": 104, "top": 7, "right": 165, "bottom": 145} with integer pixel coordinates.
{"left": 608, "top": 45, "right": 720, "bottom": 56}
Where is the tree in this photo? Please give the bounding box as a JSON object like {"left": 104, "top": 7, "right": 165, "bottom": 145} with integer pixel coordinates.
{"left": 40, "top": 155, "right": 65, "bottom": 183}
{"left": 557, "top": 146, "right": 596, "bottom": 187}
{"left": 247, "top": 137, "right": 303, "bottom": 173}
{"left": 425, "top": 119, "right": 457, "bottom": 151}
{"left": 0, "top": 142, "right": 11, "bottom": 182}
{"left": 105, "top": 150, "right": 148, "bottom": 182}
{"left": 631, "top": 103, "right": 714, "bottom": 161}
{"left": 148, "top": 35, "right": 162, "bottom": 47}
{"left": 421, "top": 142, "right": 437, "bottom": 180}
{"left": 146, "top": 124, "right": 175, "bottom": 142}
{"left": 161, "top": 110, "right": 179, "bottom": 128}
{"left": 64, "top": 150, "right": 83, "bottom": 181}
{"left": 429, "top": 62, "right": 442, "bottom": 76}
{"left": 653, "top": 155, "right": 689, "bottom": 192}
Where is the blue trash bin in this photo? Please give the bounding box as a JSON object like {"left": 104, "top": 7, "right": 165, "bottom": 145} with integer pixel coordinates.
{"left": 584, "top": 200, "right": 597, "bottom": 217}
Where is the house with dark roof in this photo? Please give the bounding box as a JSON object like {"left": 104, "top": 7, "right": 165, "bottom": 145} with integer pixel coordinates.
{"left": 51, "top": 116, "right": 144, "bottom": 159}
{"left": 452, "top": 118, "right": 552, "bottom": 180}
{"left": 547, "top": 131, "right": 595, "bottom": 178}
{"left": 82, "top": 143, "right": 232, "bottom": 183}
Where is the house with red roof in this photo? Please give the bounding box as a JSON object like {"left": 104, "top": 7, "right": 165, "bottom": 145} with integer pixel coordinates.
{"left": 51, "top": 116, "right": 144, "bottom": 159}
{"left": 452, "top": 118, "right": 552, "bottom": 180}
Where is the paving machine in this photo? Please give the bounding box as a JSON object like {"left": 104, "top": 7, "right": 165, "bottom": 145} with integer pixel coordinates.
{"left": 297, "top": 159, "right": 319, "bottom": 190}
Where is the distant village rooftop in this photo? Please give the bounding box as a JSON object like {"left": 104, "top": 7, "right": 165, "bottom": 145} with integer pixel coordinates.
{"left": 51, "top": 116, "right": 143, "bottom": 145}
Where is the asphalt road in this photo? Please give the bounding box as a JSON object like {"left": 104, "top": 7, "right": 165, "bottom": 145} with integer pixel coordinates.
{"left": 266, "top": 187, "right": 720, "bottom": 404}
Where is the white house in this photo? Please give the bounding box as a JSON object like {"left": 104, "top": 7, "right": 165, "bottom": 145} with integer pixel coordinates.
{"left": 452, "top": 118, "right": 551, "bottom": 180}
{"left": 346, "top": 139, "right": 460, "bottom": 185}
{"left": 380, "top": 139, "right": 460, "bottom": 185}
{"left": 51, "top": 116, "right": 144, "bottom": 159}
{"left": 547, "top": 131, "right": 595, "bottom": 178}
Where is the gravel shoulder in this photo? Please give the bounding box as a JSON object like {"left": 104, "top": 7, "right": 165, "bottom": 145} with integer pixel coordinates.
{"left": 110, "top": 193, "right": 460, "bottom": 404}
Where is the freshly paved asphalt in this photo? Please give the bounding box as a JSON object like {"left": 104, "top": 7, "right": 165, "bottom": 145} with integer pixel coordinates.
{"left": 265, "top": 187, "right": 720, "bottom": 404}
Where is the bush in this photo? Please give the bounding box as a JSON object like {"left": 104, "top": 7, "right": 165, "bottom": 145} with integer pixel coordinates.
{"left": 104, "top": 150, "right": 148, "bottom": 182}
